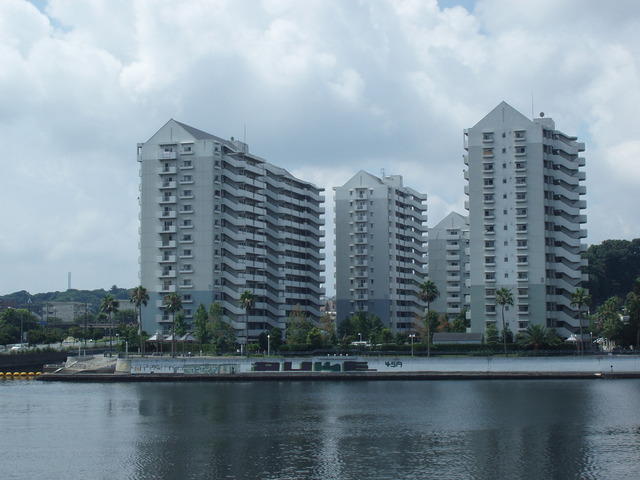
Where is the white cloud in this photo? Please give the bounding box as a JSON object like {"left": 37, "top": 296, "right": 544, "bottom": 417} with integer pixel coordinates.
{"left": 1, "top": 0, "right": 639, "bottom": 295}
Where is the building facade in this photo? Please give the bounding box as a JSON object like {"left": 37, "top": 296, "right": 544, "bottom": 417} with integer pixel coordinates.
{"left": 334, "top": 171, "right": 427, "bottom": 332}
{"left": 464, "top": 102, "right": 587, "bottom": 339}
{"left": 428, "top": 211, "right": 470, "bottom": 322}
{"left": 138, "top": 120, "right": 325, "bottom": 342}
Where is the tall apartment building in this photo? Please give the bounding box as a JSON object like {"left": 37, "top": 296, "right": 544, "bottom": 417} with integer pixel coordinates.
{"left": 464, "top": 102, "right": 587, "bottom": 339}
{"left": 334, "top": 171, "right": 427, "bottom": 332}
{"left": 427, "top": 211, "right": 470, "bottom": 322}
{"left": 138, "top": 120, "right": 325, "bottom": 341}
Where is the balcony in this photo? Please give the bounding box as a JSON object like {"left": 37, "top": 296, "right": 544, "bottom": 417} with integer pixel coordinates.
{"left": 158, "top": 210, "right": 177, "bottom": 219}
{"left": 158, "top": 270, "right": 177, "bottom": 279}
{"left": 157, "top": 166, "right": 177, "bottom": 175}
{"left": 156, "top": 240, "right": 176, "bottom": 249}
{"left": 158, "top": 151, "right": 177, "bottom": 160}
{"left": 158, "top": 180, "right": 177, "bottom": 189}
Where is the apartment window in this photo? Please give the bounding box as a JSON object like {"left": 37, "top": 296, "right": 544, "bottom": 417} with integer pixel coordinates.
{"left": 485, "top": 256, "right": 495, "bottom": 264}
{"left": 485, "top": 273, "right": 495, "bottom": 280}
{"left": 517, "top": 240, "right": 528, "bottom": 247}
{"left": 518, "top": 272, "right": 528, "bottom": 280}
{"left": 182, "top": 220, "right": 192, "bottom": 227}
{"left": 484, "top": 179, "right": 494, "bottom": 186}
{"left": 484, "top": 194, "right": 494, "bottom": 202}
{"left": 518, "top": 256, "right": 528, "bottom": 263}
{"left": 485, "top": 241, "right": 495, "bottom": 248}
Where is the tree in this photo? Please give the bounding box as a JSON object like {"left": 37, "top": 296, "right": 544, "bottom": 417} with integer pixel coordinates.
{"left": 625, "top": 278, "right": 640, "bottom": 349}
{"left": 418, "top": 280, "right": 440, "bottom": 357}
{"left": 586, "top": 239, "right": 640, "bottom": 308}
{"left": 239, "top": 290, "right": 255, "bottom": 351}
{"left": 337, "top": 311, "right": 384, "bottom": 345}
{"left": 318, "top": 312, "right": 337, "bottom": 345}
{"left": 380, "top": 328, "right": 393, "bottom": 345}
{"left": 571, "top": 287, "right": 591, "bottom": 354}
{"left": 174, "top": 311, "right": 188, "bottom": 337}
{"left": 495, "top": 287, "right": 514, "bottom": 355}
{"left": 286, "top": 304, "right": 313, "bottom": 345}
{"left": 193, "top": 303, "right": 210, "bottom": 348}
{"left": 591, "top": 296, "right": 623, "bottom": 343}
{"left": 485, "top": 324, "right": 499, "bottom": 345}
{"left": 450, "top": 308, "right": 469, "bottom": 333}
{"left": 100, "top": 294, "right": 120, "bottom": 355}
{"left": 164, "top": 292, "right": 182, "bottom": 356}
{"left": 268, "top": 327, "right": 284, "bottom": 351}
{"left": 0, "top": 308, "right": 38, "bottom": 344}
{"left": 208, "top": 302, "right": 237, "bottom": 353}
{"left": 516, "top": 324, "right": 561, "bottom": 350}
{"left": 306, "top": 327, "right": 324, "bottom": 349}
{"left": 130, "top": 286, "right": 149, "bottom": 354}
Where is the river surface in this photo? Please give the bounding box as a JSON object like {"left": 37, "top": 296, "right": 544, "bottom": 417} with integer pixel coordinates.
{"left": 1, "top": 379, "right": 639, "bottom": 479}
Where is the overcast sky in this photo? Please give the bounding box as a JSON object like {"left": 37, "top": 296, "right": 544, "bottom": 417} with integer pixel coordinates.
{"left": 1, "top": 0, "right": 639, "bottom": 296}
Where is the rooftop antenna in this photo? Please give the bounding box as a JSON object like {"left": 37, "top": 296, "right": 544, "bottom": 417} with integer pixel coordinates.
{"left": 531, "top": 92, "right": 534, "bottom": 120}
{"left": 381, "top": 168, "right": 386, "bottom": 177}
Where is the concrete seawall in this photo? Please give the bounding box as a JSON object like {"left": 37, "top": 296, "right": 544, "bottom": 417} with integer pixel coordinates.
{"left": 37, "top": 354, "right": 640, "bottom": 381}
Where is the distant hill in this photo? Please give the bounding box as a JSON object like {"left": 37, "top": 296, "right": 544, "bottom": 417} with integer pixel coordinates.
{"left": 0, "top": 286, "right": 133, "bottom": 311}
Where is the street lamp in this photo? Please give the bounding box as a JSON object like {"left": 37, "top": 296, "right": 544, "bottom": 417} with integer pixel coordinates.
{"left": 267, "top": 334, "right": 271, "bottom": 356}
{"left": 409, "top": 334, "right": 416, "bottom": 357}
{"left": 25, "top": 298, "right": 32, "bottom": 345}
{"left": 358, "top": 332, "right": 362, "bottom": 342}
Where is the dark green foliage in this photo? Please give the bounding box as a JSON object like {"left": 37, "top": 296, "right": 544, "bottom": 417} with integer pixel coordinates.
{"left": 449, "top": 309, "right": 469, "bottom": 333}
{"left": 337, "top": 311, "right": 384, "bottom": 344}
{"left": 587, "top": 239, "right": 640, "bottom": 308}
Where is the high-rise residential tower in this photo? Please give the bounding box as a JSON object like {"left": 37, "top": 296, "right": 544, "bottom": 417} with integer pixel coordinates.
{"left": 464, "top": 102, "right": 587, "bottom": 339}
{"left": 427, "top": 211, "right": 470, "bottom": 322}
{"left": 138, "top": 120, "right": 325, "bottom": 342}
{"left": 334, "top": 171, "right": 427, "bottom": 332}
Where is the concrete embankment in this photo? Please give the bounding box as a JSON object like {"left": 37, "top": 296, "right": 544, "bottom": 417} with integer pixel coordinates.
{"left": 36, "top": 354, "right": 640, "bottom": 382}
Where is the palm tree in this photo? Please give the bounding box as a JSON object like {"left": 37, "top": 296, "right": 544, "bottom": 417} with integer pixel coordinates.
{"left": 495, "top": 287, "right": 514, "bottom": 356}
{"left": 571, "top": 287, "right": 591, "bottom": 355}
{"left": 517, "top": 324, "right": 561, "bottom": 350}
{"left": 130, "top": 286, "right": 149, "bottom": 354}
{"left": 164, "top": 292, "right": 182, "bottom": 357}
{"left": 418, "top": 280, "right": 440, "bottom": 357}
{"left": 240, "top": 290, "right": 255, "bottom": 354}
{"left": 100, "top": 294, "right": 120, "bottom": 356}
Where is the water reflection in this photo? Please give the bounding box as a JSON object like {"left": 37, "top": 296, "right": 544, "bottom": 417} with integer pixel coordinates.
{"left": 1, "top": 379, "right": 640, "bottom": 479}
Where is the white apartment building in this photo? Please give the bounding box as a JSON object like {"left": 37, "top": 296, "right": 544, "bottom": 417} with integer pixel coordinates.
{"left": 428, "top": 211, "right": 470, "bottom": 321}
{"left": 464, "top": 102, "right": 588, "bottom": 338}
{"left": 138, "top": 120, "right": 325, "bottom": 342}
{"left": 334, "top": 171, "right": 427, "bottom": 332}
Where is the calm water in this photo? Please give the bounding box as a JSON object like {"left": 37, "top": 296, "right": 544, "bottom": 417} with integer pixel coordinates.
{"left": 1, "top": 379, "right": 640, "bottom": 479}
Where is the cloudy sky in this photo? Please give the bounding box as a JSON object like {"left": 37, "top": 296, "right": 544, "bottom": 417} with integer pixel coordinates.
{"left": 1, "top": 0, "right": 639, "bottom": 296}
